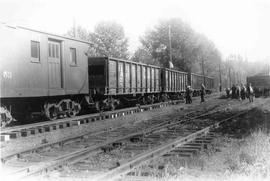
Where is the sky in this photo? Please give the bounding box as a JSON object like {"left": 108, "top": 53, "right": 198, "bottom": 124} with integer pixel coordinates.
{"left": 0, "top": 0, "right": 270, "bottom": 62}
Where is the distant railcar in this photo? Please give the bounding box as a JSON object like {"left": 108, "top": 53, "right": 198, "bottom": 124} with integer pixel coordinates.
{"left": 0, "top": 24, "right": 91, "bottom": 121}
{"left": 190, "top": 73, "right": 214, "bottom": 96}
{"left": 161, "top": 68, "right": 188, "bottom": 99}
{"left": 247, "top": 75, "right": 270, "bottom": 96}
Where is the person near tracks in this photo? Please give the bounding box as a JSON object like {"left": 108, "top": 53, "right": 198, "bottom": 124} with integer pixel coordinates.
{"left": 225, "top": 87, "right": 231, "bottom": 98}
{"left": 231, "top": 84, "right": 236, "bottom": 99}
{"left": 185, "top": 85, "right": 192, "bottom": 104}
{"left": 241, "top": 83, "right": 247, "bottom": 100}
{"left": 201, "top": 83, "right": 206, "bottom": 103}
{"left": 236, "top": 84, "right": 241, "bottom": 100}
{"left": 247, "top": 83, "right": 254, "bottom": 102}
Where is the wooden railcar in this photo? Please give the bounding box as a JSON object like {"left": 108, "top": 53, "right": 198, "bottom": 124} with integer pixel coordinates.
{"left": 189, "top": 73, "right": 214, "bottom": 95}
{"left": 247, "top": 75, "right": 270, "bottom": 96}
{"left": 88, "top": 57, "right": 162, "bottom": 109}
{"left": 0, "top": 23, "right": 91, "bottom": 121}
{"left": 161, "top": 68, "right": 188, "bottom": 99}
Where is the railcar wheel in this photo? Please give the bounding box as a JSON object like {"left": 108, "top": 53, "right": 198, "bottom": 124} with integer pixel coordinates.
{"left": 44, "top": 104, "right": 58, "bottom": 120}
{"left": 66, "top": 102, "right": 81, "bottom": 117}
{"left": 48, "top": 107, "right": 58, "bottom": 120}
{"left": 0, "top": 107, "right": 16, "bottom": 127}
{"left": 66, "top": 110, "right": 76, "bottom": 118}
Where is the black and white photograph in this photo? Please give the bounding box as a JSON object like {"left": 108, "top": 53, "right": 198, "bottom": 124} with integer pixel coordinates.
{"left": 0, "top": 0, "right": 270, "bottom": 180}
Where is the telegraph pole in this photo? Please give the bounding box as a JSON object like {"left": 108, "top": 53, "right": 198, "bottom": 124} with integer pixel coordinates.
{"left": 202, "top": 58, "right": 205, "bottom": 85}
{"left": 229, "top": 67, "right": 231, "bottom": 88}
{"left": 219, "top": 61, "right": 222, "bottom": 91}
{"left": 168, "top": 24, "right": 173, "bottom": 68}
{"left": 73, "top": 18, "right": 77, "bottom": 38}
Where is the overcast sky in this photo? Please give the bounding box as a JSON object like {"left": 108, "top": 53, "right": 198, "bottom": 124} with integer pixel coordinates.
{"left": 1, "top": 0, "right": 270, "bottom": 62}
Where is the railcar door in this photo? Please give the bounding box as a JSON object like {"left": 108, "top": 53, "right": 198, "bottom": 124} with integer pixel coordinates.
{"left": 48, "top": 40, "right": 63, "bottom": 89}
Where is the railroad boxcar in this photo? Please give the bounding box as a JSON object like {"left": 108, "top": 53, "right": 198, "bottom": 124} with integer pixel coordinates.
{"left": 88, "top": 57, "right": 162, "bottom": 110}
{"left": 247, "top": 75, "right": 270, "bottom": 97}
{"left": 189, "top": 73, "right": 214, "bottom": 96}
{"left": 204, "top": 75, "right": 214, "bottom": 93}
{"left": 161, "top": 68, "right": 188, "bottom": 99}
{"left": 0, "top": 23, "right": 91, "bottom": 121}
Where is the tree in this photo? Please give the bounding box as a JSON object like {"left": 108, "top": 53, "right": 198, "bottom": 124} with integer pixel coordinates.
{"left": 66, "top": 22, "right": 129, "bottom": 59}
{"left": 89, "top": 21, "right": 129, "bottom": 59}
{"left": 137, "top": 18, "right": 222, "bottom": 75}
{"left": 130, "top": 46, "right": 159, "bottom": 65}
{"left": 66, "top": 25, "right": 90, "bottom": 41}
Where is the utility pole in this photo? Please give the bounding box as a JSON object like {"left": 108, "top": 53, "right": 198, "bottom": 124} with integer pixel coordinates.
{"left": 73, "top": 18, "right": 77, "bottom": 38}
{"left": 202, "top": 58, "right": 205, "bottom": 85}
{"left": 168, "top": 24, "right": 173, "bottom": 68}
{"left": 219, "top": 61, "right": 222, "bottom": 92}
{"left": 229, "top": 67, "right": 231, "bottom": 88}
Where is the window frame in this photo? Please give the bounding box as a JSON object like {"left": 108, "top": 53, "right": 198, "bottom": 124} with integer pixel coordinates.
{"left": 30, "top": 40, "right": 40, "bottom": 63}
{"left": 48, "top": 42, "right": 60, "bottom": 59}
{"left": 70, "top": 47, "right": 77, "bottom": 66}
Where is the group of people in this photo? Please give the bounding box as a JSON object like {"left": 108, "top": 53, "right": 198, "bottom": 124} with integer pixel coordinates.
{"left": 185, "top": 83, "right": 206, "bottom": 104}
{"left": 225, "top": 83, "right": 254, "bottom": 102}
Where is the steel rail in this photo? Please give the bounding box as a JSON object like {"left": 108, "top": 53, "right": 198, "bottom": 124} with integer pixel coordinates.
{"left": 1, "top": 100, "right": 228, "bottom": 162}
{"left": 0, "top": 100, "right": 183, "bottom": 135}
{"left": 4, "top": 107, "right": 221, "bottom": 179}
{"left": 96, "top": 110, "right": 249, "bottom": 181}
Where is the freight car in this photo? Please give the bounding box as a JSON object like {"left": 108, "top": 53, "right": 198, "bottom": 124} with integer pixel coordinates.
{"left": 189, "top": 73, "right": 214, "bottom": 96}
{"left": 161, "top": 68, "right": 188, "bottom": 99}
{"left": 88, "top": 57, "right": 189, "bottom": 110}
{"left": 246, "top": 75, "right": 270, "bottom": 97}
{"left": 0, "top": 23, "right": 91, "bottom": 122}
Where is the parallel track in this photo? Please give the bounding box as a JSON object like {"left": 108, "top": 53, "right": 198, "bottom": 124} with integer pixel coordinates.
{"left": 2, "top": 101, "right": 244, "bottom": 180}
{"left": 0, "top": 100, "right": 183, "bottom": 141}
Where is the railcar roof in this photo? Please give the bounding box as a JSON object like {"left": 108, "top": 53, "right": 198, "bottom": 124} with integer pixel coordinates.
{"left": 89, "top": 56, "right": 162, "bottom": 69}
{"left": 191, "top": 72, "right": 214, "bottom": 79}
{"left": 1, "top": 22, "right": 93, "bottom": 45}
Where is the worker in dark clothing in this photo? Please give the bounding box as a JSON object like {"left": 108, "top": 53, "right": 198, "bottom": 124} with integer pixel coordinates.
{"left": 185, "top": 85, "right": 192, "bottom": 104}
{"left": 247, "top": 83, "right": 254, "bottom": 102}
{"left": 236, "top": 84, "right": 241, "bottom": 100}
{"left": 201, "top": 83, "right": 206, "bottom": 102}
{"left": 225, "top": 88, "right": 230, "bottom": 98}
{"left": 240, "top": 84, "right": 246, "bottom": 100}
{"left": 231, "top": 84, "right": 236, "bottom": 99}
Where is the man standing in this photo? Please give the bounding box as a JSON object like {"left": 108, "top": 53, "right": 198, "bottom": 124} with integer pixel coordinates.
{"left": 247, "top": 83, "right": 254, "bottom": 102}
{"left": 241, "top": 84, "right": 246, "bottom": 100}
{"left": 231, "top": 84, "right": 236, "bottom": 99}
{"left": 201, "top": 83, "right": 206, "bottom": 102}
{"left": 185, "top": 85, "right": 192, "bottom": 104}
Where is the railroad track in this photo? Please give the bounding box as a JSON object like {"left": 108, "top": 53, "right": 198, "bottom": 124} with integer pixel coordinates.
{"left": 99, "top": 110, "right": 249, "bottom": 181}
{"left": 1, "top": 97, "right": 231, "bottom": 163}
{"left": 0, "top": 100, "right": 184, "bottom": 142}
{"left": 1, "top": 100, "right": 245, "bottom": 180}
{"left": 1, "top": 94, "right": 220, "bottom": 142}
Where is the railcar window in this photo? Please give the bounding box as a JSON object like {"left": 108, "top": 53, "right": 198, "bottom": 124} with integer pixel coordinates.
{"left": 89, "top": 65, "right": 104, "bottom": 76}
{"left": 70, "top": 48, "right": 77, "bottom": 65}
{"left": 31, "top": 41, "right": 40, "bottom": 61}
{"left": 48, "top": 43, "right": 60, "bottom": 58}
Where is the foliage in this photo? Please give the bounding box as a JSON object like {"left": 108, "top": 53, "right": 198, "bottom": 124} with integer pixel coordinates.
{"left": 137, "top": 18, "right": 222, "bottom": 74}
{"left": 130, "top": 46, "right": 160, "bottom": 66}
{"left": 66, "top": 25, "right": 91, "bottom": 41}
{"left": 89, "top": 21, "right": 129, "bottom": 59}
{"left": 133, "top": 18, "right": 223, "bottom": 90}
{"left": 66, "top": 22, "right": 129, "bottom": 59}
